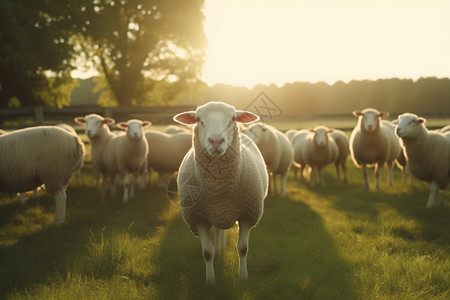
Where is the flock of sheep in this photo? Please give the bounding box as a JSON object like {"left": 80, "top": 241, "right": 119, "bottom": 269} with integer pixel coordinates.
{"left": 0, "top": 101, "right": 449, "bottom": 283}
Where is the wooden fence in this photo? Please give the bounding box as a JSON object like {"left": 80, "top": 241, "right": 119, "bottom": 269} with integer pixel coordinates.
{"left": 0, "top": 105, "right": 197, "bottom": 130}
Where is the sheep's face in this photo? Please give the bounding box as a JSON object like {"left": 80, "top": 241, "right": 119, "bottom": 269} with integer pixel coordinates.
{"left": 395, "top": 113, "right": 425, "bottom": 139}
{"left": 117, "top": 119, "right": 152, "bottom": 140}
{"left": 353, "top": 108, "right": 389, "bottom": 133}
{"left": 245, "top": 123, "right": 268, "bottom": 145}
{"left": 312, "top": 127, "right": 332, "bottom": 147}
{"left": 74, "top": 114, "right": 115, "bottom": 139}
{"left": 174, "top": 101, "right": 260, "bottom": 157}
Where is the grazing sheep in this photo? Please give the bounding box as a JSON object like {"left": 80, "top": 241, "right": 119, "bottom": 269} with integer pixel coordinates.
{"left": 349, "top": 108, "right": 402, "bottom": 190}
{"left": 244, "top": 122, "right": 293, "bottom": 196}
{"left": 395, "top": 113, "right": 450, "bottom": 208}
{"left": 145, "top": 129, "right": 192, "bottom": 188}
{"left": 174, "top": 101, "right": 268, "bottom": 283}
{"left": 330, "top": 129, "right": 350, "bottom": 183}
{"left": 297, "top": 126, "right": 338, "bottom": 187}
{"left": 0, "top": 126, "right": 85, "bottom": 225}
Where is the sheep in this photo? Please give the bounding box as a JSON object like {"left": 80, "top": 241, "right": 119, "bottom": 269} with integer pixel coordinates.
{"left": 349, "top": 108, "right": 402, "bottom": 190}
{"left": 439, "top": 124, "right": 450, "bottom": 133}
{"left": 164, "top": 124, "right": 191, "bottom": 134}
{"left": 144, "top": 129, "right": 192, "bottom": 188}
{"left": 56, "top": 123, "right": 77, "bottom": 136}
{"left": 285, "top": 129, "right": 299, "bottom": 141}
{"left": 243, "top": 122, "right": 293, "bottom": 196}
{"left": 395, "top": 113, "right": 450, "bottom": 208}
{"left": 291, "top": 129, "right": 311, "bottom": 181}
{"left": 74, "top": 115, "right": 150, "bottom": 202}
{"left": 173, "top": 101, "right": 268, "bottom": 283}
{"left": 295, "top": 126, "right": 338, "bottom": 187}
{"left": 0, "top": 126, "right": 85, "bottom": 226}
{"left": 330, "top": 129, "right": 350, "bottom": 183}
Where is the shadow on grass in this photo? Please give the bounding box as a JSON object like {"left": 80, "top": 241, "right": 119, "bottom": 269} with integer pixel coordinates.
{"left": 0, "top": 182, "right": 172, "bottom": 299}
{"left": 148, "top": 194, "right": 356, "bottom": 299}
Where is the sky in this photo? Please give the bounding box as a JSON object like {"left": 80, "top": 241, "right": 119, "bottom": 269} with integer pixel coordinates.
{"left": 201, "top": 0, "right": 450, "bottom": 88}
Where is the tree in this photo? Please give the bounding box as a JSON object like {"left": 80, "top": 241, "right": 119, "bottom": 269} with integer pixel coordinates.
{"left": 72, "top": 0, "right": 206, "bottom": 106}
{"left": 0, "top": 0, "right": 76, "bottom": 108}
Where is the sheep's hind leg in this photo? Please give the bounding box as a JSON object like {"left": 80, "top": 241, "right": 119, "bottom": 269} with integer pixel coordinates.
{"left": 53, "top": 189, "right": 67, "bottom": 226}
{"left": 237, "top": 221, "right": 252, "bottom": 280}
{"left": 122, "top": 173, "right": 130, "bottom": 203}
{"left": 197, "top": 223, "right": 215, "bottom": 283}
{"left": 214, "top": 228, "right": 226, "bottom": 253}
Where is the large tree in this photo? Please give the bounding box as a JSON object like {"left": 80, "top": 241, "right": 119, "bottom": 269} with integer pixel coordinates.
{"left": 72, "top": 0, "right": 206, "bottom": 106}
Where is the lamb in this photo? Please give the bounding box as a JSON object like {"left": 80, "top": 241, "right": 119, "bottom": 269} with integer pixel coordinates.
{"left": 74, "top": 114, "right": 150, "bottom": 202}
{"left": 244, "top": 122, "right": 293, "bottom": 196}
{"left": 144, "top": 129, "right": 192, "bottom": 187}
{"left": 349, "top": 108, "right": 402, "bottom": 190}
{"left": 295, "top": 126, "right": 338, "bottom": 187}
{"left": 0, "top": 126, "right": 85, "bottom": 226}
{"left": 395, "top": 113, "right": 450, "bottom": 208}
{"left": 330, "top": 129, "right": 350, "bottom": 183}
{"left": 173, "top": 101, "right": 268, "bottom": 283}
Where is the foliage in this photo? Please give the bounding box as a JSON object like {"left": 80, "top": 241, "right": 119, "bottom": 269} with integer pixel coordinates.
{"left": 0, "top": 0, "right": 75, "bottom": 108}
{"left": 70, "top": 0, "right": 206, "bottom": 106}
{"left": 0, "top": 156, "right": 449, "bottom": 299}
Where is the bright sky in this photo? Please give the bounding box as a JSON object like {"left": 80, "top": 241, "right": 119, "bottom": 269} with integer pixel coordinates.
{"left": 202, "top": 0, "right": 450, "bottom": 88}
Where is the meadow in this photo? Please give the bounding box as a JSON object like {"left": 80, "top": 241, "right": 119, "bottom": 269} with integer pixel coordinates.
{"left": 1, "top": 129, "right": 450, "bottom": 299}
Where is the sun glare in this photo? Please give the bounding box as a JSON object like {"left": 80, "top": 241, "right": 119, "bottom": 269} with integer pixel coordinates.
{"left": 202, "top": 0, "right": 450, "bottom": 88}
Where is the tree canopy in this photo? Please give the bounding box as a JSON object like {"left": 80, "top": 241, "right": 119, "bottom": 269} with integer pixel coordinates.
{"left": 0, "top": 0, "right": 206, "bottom": 108}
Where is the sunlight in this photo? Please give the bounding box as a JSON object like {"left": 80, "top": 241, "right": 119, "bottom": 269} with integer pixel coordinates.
{"left": 202, "top": 0, "right": 450, "bottom": 88}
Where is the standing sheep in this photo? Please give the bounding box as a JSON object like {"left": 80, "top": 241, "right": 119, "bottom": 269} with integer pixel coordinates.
{"left": 174, "top": 101, "right": 268, "bottom": 283}
{"left": 395, "top": 113, "right": 450, "bottom": 208}
{"left": 291, "top": 129, "right": 311, "bottom": 181}
{"left": 296, "top": 126, "right": 338, "bottom": 187}
{"left": 0, "top": 126, "right": 85, "bottom": 226}
{"left": 330, "top": 129, "right": 350, "bottom": 183}
{"left": 349, "top": 108, "right": 402, "bottom": 190}
{"left": 244, "top": 122, "right": 294, "bottom": 196}
{"left": 105, "top": 119, "right": 151, "bottom": 203}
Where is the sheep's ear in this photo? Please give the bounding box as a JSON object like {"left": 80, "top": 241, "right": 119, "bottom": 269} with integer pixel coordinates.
{"left": 74, "top": 117, "right": 86, "bottom": 125}
{"left": 328, "top": 129, "right": 334, "bottom": 133}
{"left": 417, "top": 117, "right": 426, "bottom": 124}
{"left": 379, "top": 111, "right": 390, "bottom": 118}
{"left": 235, "top": 111, "right": 259, "bottom": 124}
{"left": 352, "top": 110, "right": 362, "bottom": 117}
{"left": 391, "top": 119, "right": 398, "bottom": 125}
{"left": 142, "top": 121, "right": 152, "bottom": 128}
{"left": 173, "top": 111, "right": 197, "bottom": 125}
{"left": 103, "top": 118, "right": 115, "bottom": 125}
{"left": 116, "top": 122, "right": 128, "bottom": 129}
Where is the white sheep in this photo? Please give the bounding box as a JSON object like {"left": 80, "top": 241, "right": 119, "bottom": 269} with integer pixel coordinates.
{"left": 173, "top": 101, "right": 268, "bottom": 283}
{"left": 0, "top": 126, "right": 85, "bottom": 226}
{"left": 330, "top": 129, "right": 350, "bottom": 183}
{"left": 244, "top": 122, "right": 293, "bottom": 196}
{"left": 164, "top": 124, "right": 191, "bottom": 134}
{"left": 296, "top": 126, "right": 338, "bottom": 187}
{"left": 145, "top": 129, "right": 192, "bottom": 188}
{"left": 395, "top": 113, "right": 450, "bottom": 208}
{"left": 349, "top": 108, "right": 402, "bottom": 190}
{"left": 291, "top": 129, "right": 311, "bottom": 181}
{"left": 74, "top": 115, "right": 150, "bottom": 202}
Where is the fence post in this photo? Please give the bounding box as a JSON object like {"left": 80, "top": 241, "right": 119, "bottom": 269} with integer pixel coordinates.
{"left": 34, "top": 106, "right": 44, "bottom": 125}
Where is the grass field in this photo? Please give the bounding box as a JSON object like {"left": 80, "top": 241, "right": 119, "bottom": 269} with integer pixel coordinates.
{"left": 1, "top": 155, "right": 449, "bottom": 299}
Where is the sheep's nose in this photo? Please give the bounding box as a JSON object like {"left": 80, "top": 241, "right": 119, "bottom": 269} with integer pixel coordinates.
{"left": 208, "top": 137, "right": 224, "bottom": 150}
{"left": 86, "top": 130, "right": 92, "bottom": 137}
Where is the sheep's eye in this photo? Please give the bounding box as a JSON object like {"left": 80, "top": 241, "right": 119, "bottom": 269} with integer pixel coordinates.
{"left": 197, "top": 118, "right": 204, "bottom": 127}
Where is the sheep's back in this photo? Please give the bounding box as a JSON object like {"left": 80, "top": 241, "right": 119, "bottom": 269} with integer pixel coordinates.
{"left": 0, "top": 126, "right": 85, "bottom": 194}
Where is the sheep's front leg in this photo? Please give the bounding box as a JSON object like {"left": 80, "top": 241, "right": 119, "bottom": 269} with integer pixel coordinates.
{"left": 129, "top": 173, "right": 136, "bottom": 200}
{"left": 122, "top": 173, "right": 130, "bottom": 203}
{"left": 237, "top": 221, "right": 251, "bottom": 280}
{"left": 53, "top": 189, "right": 67, "bottom": 226}
{"left": 362, "top": 165, "right": 369, "bottom": 190}
{"left": 374, "top": 163, "right": 382, "bottom": 191}
{"left": 280, "top": 171, "right": 288, "bottom": 197}
{"left": 197, "top": 223, "right": 215, "bottom": 283}
{"left": 386, "top": 162, "right": 394, "bottom": 186}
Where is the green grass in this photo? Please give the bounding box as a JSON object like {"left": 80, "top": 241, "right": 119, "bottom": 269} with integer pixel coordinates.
{"left": 1, "top": 161, "right": 449, "bottom": 300}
